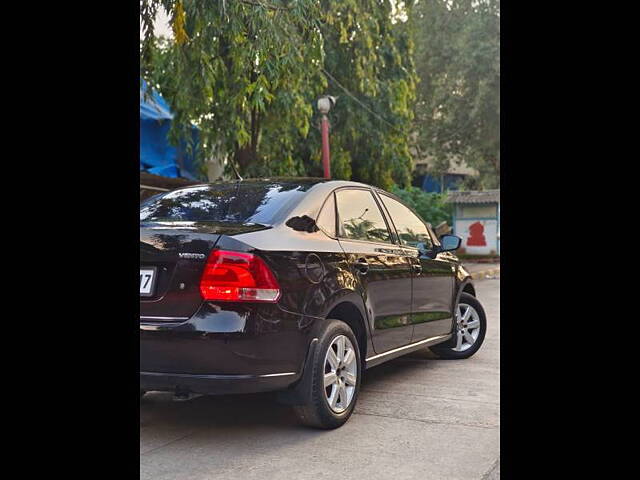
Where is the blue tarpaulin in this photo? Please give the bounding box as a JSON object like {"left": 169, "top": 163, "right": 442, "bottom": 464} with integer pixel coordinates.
{"left": 140, "top": 80, "right": 203, "bottom": 180}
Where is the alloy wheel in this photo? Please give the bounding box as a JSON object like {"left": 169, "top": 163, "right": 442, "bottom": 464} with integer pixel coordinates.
{"left": 323, "top": 335, "right": 358, "bottom": 413}
{"left": 453, "top": 303, "right": 482, "bottom": 352}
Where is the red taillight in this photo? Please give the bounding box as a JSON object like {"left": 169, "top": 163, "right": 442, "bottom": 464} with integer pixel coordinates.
{"left": 199, "top": 250, "right": 281, "bottom": 303}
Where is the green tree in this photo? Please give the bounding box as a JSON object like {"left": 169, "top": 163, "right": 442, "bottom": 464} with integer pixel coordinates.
{"left": 140, "top": 0, "right": 417, "bottom": 190}
{"left": 141, "top": 0, "right": 325, "bottom": 178}
{"left": 411, "top": 0, "right": 500, "bottom": 189}
{"left": 390, "top": 185, "right": 452, "bottom": 226}
{"left": 311, "top": 0, "right": 418, "bottom": 189}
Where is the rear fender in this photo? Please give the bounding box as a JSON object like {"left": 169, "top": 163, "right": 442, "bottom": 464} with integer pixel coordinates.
{"left": 276, "top": 290, "right": 370, "bottom": 406}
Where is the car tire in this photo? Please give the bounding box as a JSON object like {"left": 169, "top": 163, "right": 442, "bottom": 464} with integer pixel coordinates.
{"left": 430, "top": 292, "right": 487, "bottom": 360}
{"left": 293, "top": 319, "right": 362, "bottom": 429}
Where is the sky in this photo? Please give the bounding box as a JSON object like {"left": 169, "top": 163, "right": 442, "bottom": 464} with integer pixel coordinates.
{"left": 140, "top": 8, "right": 173, "bottom": 40}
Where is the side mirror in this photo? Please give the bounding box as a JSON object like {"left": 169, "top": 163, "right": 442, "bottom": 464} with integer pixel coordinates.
{"left": 439, "top": 234, "right": 462, "bottom": 252}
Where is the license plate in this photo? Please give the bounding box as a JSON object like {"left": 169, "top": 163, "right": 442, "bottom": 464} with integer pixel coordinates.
{"left": 140, "top": 267, "right": 157, "bottom": 297}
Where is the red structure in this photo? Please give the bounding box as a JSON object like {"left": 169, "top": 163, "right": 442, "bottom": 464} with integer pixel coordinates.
{"left": 467, "top": 221, "right": 487, "bottom": 247}
{"left": 321, "top": 115, "right": 331, "bottom": 179}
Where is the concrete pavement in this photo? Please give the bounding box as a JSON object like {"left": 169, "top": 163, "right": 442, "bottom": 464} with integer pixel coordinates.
{"left": 462, "top": 262, "right": 500, "bottom": 280}
{"left": 140, "top": 278, "right": 500, "bottom": 479}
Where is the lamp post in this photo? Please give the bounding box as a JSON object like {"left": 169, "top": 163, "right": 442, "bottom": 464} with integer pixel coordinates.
{"left": 317, "top": 95, "right": 336, "bottom": 179}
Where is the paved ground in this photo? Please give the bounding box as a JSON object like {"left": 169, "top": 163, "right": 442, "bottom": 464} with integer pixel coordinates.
{"left": 461, "top": 262, "right": 500, "bottom": 280}
{"left": 140, "top": 278, "right": 500, "bottom": 480}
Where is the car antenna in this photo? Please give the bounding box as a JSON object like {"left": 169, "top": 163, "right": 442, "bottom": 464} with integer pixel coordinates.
{"left": 230, "top": 160, "right": 243, "bottom": 182}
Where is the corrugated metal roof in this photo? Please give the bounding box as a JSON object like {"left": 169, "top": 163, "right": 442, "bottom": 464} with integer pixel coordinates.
{"left": 446, "top": 190, "right": 500, "bottom": 204}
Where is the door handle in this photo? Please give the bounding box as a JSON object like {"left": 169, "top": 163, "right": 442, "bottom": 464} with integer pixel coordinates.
{"left": 354, "top": 258, "right": 369, "bottom": 275}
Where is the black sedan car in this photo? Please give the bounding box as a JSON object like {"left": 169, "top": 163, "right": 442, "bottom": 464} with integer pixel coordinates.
{"left": 140, "top": 178, "right": 487, "bottom": 429}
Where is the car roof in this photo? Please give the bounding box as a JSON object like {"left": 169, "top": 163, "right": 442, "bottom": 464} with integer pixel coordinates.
{"left": 162, "top": 177, "right": 388, "bottom": 227}
{"left": 186, "top": 177, "right": 371, "bottom": 190}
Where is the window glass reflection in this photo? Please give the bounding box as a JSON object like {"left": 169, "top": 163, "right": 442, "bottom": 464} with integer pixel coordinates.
{"left": 380, "top": 194, "right": 433, "bottom": 249}
{"left": 140, "top": 182, "right": 310, "bottom": 225}
{"left": 336, "top": 190, "right": 391, "bottom": 244}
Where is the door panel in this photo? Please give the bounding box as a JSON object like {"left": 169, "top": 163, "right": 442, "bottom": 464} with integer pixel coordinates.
{"left": 338, "top": 241, "right": 413, "bottom": 352}
{"left": 376, "top": 192, "right": 455, "bottom": 342}
{"left": 334, "top": 188, "right": 413, "bottom": 353}
{"left": 407, "top": 250, "right": 455, "bottom": 341}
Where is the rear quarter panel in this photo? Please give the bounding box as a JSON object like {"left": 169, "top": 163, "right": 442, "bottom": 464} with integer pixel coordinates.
{"left": 230, "top": 226, "right": 374, "bottom": 353}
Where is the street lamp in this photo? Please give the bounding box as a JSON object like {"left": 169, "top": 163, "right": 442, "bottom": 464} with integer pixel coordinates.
{"left": 317, "top": 95, "right": 337, "bottom": 179}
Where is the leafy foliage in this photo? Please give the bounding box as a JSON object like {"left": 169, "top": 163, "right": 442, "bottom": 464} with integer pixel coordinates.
{"left": 315, "top": 0, "right": 418, "bottom": 190}
{"left": 390, "top": 185, "right": 452, "bottom": 226}
{"left": 140, "top": 0, "right": 417, "bottom": 190}
{"left": 141, "top": 0, "right": 325, "bottom": 179}
{"left": 411, "top": 0, "right": 500, "bottom": 189}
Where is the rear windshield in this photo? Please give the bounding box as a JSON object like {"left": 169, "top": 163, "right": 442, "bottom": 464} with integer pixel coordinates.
{"left": 139, "top": 182, "right": 310, "bottom": 225}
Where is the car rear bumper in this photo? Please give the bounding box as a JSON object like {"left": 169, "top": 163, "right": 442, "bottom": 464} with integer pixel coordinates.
{"left": 140, "top": 302, "right": 318, "bottom": 395}
{"left": 140, "top": 371, "right": 301, "bottom": 395}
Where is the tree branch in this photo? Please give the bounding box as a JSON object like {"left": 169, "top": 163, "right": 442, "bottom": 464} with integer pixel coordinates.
{"left": 239, "top": 0, "right": 291, "bottom": 11}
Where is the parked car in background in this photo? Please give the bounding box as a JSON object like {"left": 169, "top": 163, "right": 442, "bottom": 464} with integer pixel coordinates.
{"left": 140, "top": 178, "right": 487, "bottom": 429}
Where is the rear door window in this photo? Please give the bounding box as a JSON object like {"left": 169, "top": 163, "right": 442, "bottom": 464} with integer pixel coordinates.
{"left": 335, "top": 189, "right": 392, "bottom": 244}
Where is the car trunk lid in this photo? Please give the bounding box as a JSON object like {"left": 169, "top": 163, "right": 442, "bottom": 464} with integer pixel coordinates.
{"left": 140, "top": 221, "right": 270, "bottom": 319}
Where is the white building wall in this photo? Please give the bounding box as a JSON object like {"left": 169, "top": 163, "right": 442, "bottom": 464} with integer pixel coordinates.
{"left": 454, "top": 218, "right": 499, "bottom": 255}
